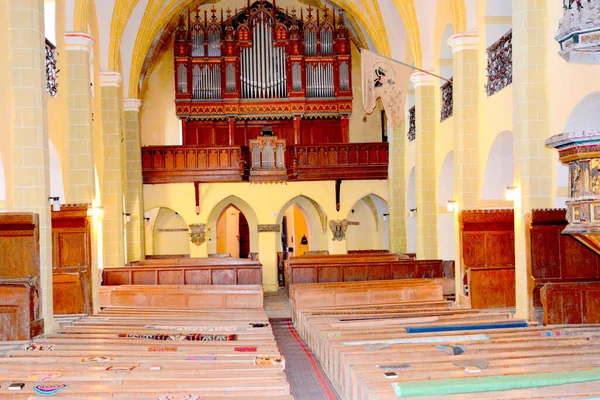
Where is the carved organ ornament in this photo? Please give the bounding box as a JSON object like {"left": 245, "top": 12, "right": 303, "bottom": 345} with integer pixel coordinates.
{"left": 174, "top": 1, "right": 353, "bottom": 125}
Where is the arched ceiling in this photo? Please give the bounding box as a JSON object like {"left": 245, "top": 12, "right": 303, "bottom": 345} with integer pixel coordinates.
{"left": 70, "top": 0, "right": 477, "bottom": 99}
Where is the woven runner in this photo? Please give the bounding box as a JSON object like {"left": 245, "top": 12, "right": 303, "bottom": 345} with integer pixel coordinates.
{"left": 270, "top": 318, "right": 341, "bottom": 400}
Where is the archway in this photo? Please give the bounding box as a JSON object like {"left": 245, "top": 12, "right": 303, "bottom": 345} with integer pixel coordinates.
{"left": 482, "top": 131, "right": 513, "bottom": 201}
{"left": 216, "top": 205, "right": 250, "bottom": 258}
{"left": 346, "top": 194, "right": 389, "bottom": 251}
{"left": 206, "top": 196, "right": 259, "bottom": 256}
{"left": 146, "top": 207, "right": 190, "bottom": 256}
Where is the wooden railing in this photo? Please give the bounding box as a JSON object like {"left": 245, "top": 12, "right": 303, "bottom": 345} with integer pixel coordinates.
{"left": 142, "top": 142, "right": 388, "bottom": 183}
{"left": 288, "top": 142, "right": 389, "bottom": 180}
{"left": 142, "top": 146, "right": 250, "bottom": 184}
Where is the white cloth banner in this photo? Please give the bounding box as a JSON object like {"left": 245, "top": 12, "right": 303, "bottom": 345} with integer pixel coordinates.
{"left": 361, "top": 49, "right": 412, "bottom": 129}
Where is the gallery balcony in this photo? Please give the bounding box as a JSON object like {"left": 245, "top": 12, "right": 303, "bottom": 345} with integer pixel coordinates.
{"left": 141, "top": 142, "right": 388, "bottom": 184}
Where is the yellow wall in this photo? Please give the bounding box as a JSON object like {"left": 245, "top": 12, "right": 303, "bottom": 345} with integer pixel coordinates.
{"left": 143, "top": 179, "right": 388, "bottom": 291}
{"left": 292, "top": 205, "right": 309, "bottom": 256}
{"left": 152, "top": 207, "right": 191, "bottom": 255}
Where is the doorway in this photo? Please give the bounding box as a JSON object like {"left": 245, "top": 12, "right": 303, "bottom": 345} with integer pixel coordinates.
{"left": 217, "top": 205, "right": 250, "bottom": 258}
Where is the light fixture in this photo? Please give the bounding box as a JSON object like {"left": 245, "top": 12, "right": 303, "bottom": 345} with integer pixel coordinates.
{"left": 408, "top": 208, "right": 417, "bottom": 218}
{"left": 300, "top": 234, "right": 308, "bottom": 245}
{"left": 48, "top": 196, "right": 60, "bottom": 212}
{"left": 447, "top": 200, "right": 457, "bottom": 213}
{"left": 382, "top": 213, "right": 389, "bottom": 222}
{"left": 124, "top": 212, "right": 131, "bottom": 223}
{"left": 505, "top": 186, "right": 516, "bottom": 201}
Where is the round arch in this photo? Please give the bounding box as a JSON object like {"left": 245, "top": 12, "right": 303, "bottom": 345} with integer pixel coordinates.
{"left": 147, "top": 206, "right": 191, "bottom": 256}
{"left": 206, "top": 195, "right": 259, "bottom": 256}
{"left": 482, "top": 131, "right": 513, "bottom": 200}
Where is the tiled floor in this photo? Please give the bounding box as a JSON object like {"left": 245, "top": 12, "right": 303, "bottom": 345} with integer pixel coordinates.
{"left": 264, "top": 288, "right": 292, "bottom": 318}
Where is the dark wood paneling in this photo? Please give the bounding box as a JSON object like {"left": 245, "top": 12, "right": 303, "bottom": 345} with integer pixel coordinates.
{"left": 292, "top": 268, "right": 317, "bottom": 285}
{"left": 470, "top": 267, "right": 516, "bottom": 309}
{"left": 212, "top": 269, "right": 236, "bottom": 285}
{"left": 157, "top": 270, "right": 184, "bottom": 285}
{"left": 52, "top": 273, "right": 84, "bottom": 314}
{"left": 0, "top": 213, "right": 43, "bottom": 340}
{"left": 541, "top": 282, "right": 600, "bottom": 324}
{"left": 343, "top": 266, "right": 368, "bottom": 282}
{"left": 185, "top": 269, "right": 211, "bottom": 285}
{"left": 527, "top": 209, "right": 600, "bottom": 313}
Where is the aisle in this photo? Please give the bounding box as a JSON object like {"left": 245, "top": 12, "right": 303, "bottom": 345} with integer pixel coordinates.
{"left": 271, "top": 318, "right": 341, "bottom": 400}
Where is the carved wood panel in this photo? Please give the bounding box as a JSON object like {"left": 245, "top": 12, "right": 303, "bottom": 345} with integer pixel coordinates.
{"left": 0, "top": 306, "right": 18, "bottom": 341}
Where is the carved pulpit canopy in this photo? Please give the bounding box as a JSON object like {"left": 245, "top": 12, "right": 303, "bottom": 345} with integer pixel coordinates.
{"left": 556, "top": 0, "right": 600, "bottom": 63}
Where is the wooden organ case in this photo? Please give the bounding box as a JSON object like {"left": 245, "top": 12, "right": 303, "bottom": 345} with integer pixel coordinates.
{"left": 174, "top": 1, "right": 353, "bottom": 147}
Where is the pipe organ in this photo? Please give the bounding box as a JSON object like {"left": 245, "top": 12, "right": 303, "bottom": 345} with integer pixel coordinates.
{"left": 174, "top": 1, "right": 353, "bottom": 146}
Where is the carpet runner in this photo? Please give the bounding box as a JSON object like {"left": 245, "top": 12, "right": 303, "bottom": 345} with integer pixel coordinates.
{"left": 270, "top": 318, "right": 341, "bottom": 400}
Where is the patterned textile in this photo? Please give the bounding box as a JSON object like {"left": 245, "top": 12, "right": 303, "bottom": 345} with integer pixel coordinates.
{"left": 32, "top": 384, "right": 68, "bottom": 396}
{"left": 118, "top": 333, "right": 237, "bottom": 341}
{"left": 361, "top": 49, "right": 412, "bottom": 129}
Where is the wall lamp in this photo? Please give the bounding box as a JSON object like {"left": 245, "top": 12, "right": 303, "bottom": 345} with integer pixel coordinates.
{"left": 446, "top": 200, "right": 457, "bottom": 213}
{"left": 408, "top": 208, "right": 417, "bottom": 218}
{"left": 124, "top": 212, "right": 131, "bottom": 223}
{"left": 48, "top": 196, "right": 60, "bottom": 212}
{"left": 382, "top": 213, "right": 389, "bottom": 222}
{"left": 505, "top": 186, "right": 517, "bottom": 201}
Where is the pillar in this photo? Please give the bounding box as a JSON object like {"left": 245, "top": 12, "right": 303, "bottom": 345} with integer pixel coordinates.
{"left": 448, "top": 32, "right": 480, "bottom": 302}
{"left": 388, "top": 122, "right": 407, "bottom": 253}
{"left": 9, "top": 0, "right": 55, "bottom": 331}
{"left": 411, "top": 73, "right": 438, "bottom": 259}
{"left": 512, "top": 0, "right": 553, "bottom": 319}
{"left": 124, "top": 99, "right": 146, "bottom": 262}
{"left": 100, "top": 72, "right": 125, "bottom": 266}
{"left": 64, "top": 32, "right": 95, "bottom": 203}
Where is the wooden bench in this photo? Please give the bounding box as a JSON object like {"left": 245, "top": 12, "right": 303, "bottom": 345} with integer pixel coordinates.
{"left": 99, "top": 284, "right": 264, "bottom": 310}
{"left": 103, "top": 257, "right": 263, "bottom": 286}
{"left": 0, "top": 299, "right": 291, "bottom": 398}
{"left": 292, "top": 283, "right": 600, "bottom": 400}
{"left": 285, "top": 253, "right": 444, "bottom": 296}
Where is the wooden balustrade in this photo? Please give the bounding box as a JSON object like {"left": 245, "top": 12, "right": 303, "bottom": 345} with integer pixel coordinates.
{"left": 142, "top": 142, "right": 388, "bottom": 183}
{"left": 141, "top": 145, "right": 250, "bottom": 184}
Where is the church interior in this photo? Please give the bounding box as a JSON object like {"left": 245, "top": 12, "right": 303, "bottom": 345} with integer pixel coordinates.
{"left": 2, "top": 0, "right": 600, "bottom": 398}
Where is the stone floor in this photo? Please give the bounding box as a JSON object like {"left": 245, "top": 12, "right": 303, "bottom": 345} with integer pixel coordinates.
{"left": 264, "top": 288, "right": 292, "bottom": 318}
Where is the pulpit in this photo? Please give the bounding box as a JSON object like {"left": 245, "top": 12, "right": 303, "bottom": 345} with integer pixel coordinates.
{"left": 249, "top": 129, "right": 288, "bottom": 182}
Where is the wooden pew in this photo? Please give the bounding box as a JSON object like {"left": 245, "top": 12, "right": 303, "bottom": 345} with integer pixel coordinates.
{"left": 103, "top": 257, "right": 263, "bottom": 286}
{"left": 460, "top": 209, "right": 515, "bottom": 308}
{"left": 527, "top": 208, "right": 600, "bottom": 319}
{"left": 0, "top": 213, "right": 44, "bottom": 340}
{"left": 292, "top": 283, "right": 600, "bottom": 400}
{"left": 99, "top": 284, "right": 264, "bottom": 310}
{"left": 284, "top": 253, "right": 445, "bottom": 296}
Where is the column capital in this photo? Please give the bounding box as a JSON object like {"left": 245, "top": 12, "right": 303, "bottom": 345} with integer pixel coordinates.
{"left": 410, "top": 72, "right": 436, "bottom": 87}
{"left": 99, "top": 71, "right": 123, "bottom": 87}
{"left": 123, "top": 98, "right": 142, "bottom": 112}
{"left": 447, "top": 31, "right": 479, "bottom": 54}
{"left": 64, "top": 32, "right": 95, "bottom": 53}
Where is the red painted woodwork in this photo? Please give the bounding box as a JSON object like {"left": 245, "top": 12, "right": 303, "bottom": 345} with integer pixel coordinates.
{"left": 460, "top": 210, "right": 515, "bottom": 308}
{"left": 527, "top": 208, "right": 600, "bottom": 315}
{"left": 541, "top": 281, "right": 600, "bottom": 324}
{"left": 0, "top": 213, "right": 44, "bottom": 340}
{"left": 142, "top": 142, "right": 388, "bottom": 183}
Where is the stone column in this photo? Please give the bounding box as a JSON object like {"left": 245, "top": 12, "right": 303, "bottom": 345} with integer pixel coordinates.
{"left": 100, "top": 72, "right": 125, "bottom": 266}
{"left": 388, "top": 122, "right": 407, "bottom": 253}
{"left": 448, "top": 32, "right": 480, "bottom": 302}
{"left": 9, "top": 0, "right": 55, "bottom": 331}
{"left": 64, "top": 32, "right": 95, "bottom": 203}
{"left": 124, "top": 99, "right": 146, "bottom": 262}
{"left": 411, "top": 73, "right": 438, "bottom": 259}
{"left": 512, "top": 0, "right": 553, "bottom": 319}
